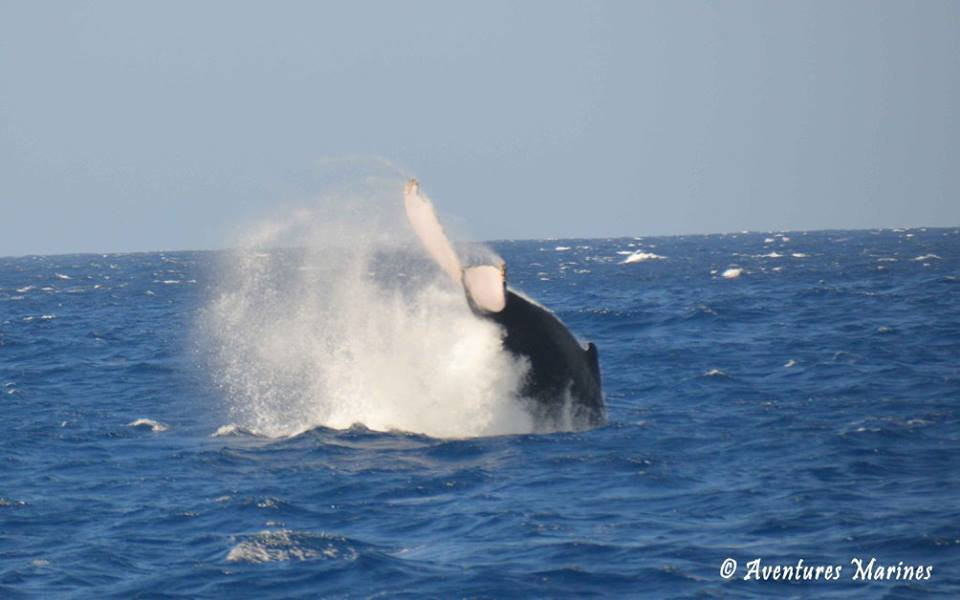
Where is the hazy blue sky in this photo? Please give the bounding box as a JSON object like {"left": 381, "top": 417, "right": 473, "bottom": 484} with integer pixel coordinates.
{"left": 2, "top": 1, "right": 958, "bottom": 256}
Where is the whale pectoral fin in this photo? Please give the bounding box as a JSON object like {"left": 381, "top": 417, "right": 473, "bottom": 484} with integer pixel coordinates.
{"left": 462, "top": 265, "right": 506, "bottom": 313}
{"left": 403, "top": 179, "right": 462, "bottom": 283}
{"left": 585, "top": 342, "right": 601, "bottom": 382}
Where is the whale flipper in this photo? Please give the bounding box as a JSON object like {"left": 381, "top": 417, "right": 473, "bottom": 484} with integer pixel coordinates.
{"left": 403, "top": 179, "right": 462, "bottom": 283}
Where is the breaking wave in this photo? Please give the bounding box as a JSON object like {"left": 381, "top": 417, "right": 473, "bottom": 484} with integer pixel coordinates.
{"left": 621, "top": 250, "right": 666, "bottom": 264}
{"left": 127, "top": 418, "right": 169, "bottom": 432}
{"left": 226, "top": 530, "right": 361, "bottom": 564}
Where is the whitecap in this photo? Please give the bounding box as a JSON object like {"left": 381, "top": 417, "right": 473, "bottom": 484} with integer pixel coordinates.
{"left": 54, "top": 273, "right": 71, "bottom": 280}
{"left": 226, "top": 530, "right": 358, "bottom": 564}
{"left": 913, "top": 254, "right": 941, "bottom": 261}
{"left": 762, "top": 252, "right": 783, "bottom": 258}
{"left": 784, "top": 359, "right": 797, "bottom": 368}
{"left": 764, "top": 237, "right": 775, "bottom": 243}
{"left": 622, "top": 251, "right": 666, "bottom": 264}
{"left": 704, "top": 368, "right": 727, "bottom": 377}
{"left": 791, "top": 253, "right": 808, "bottom": 258}
{"left": 127, "top": 418, "right": 169, "bottom": 432}
{"left": 15, "top": 286, "right": 34, "bottom": 293}
{"left": 721, "top": 268, "right": 743, "bottom": 279}
{"left": 877, "top": 257, "right": 897, "bottom": 262}
{"left": 211, "top": 423, "right": 259, "bottom": 437}
{"left": 555, "top": 246, "right": 571, "bottom": 251}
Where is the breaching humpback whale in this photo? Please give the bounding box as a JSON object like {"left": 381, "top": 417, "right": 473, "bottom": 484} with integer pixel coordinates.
{"left": 403, "top": 179, "right": 605, "bottom": 428}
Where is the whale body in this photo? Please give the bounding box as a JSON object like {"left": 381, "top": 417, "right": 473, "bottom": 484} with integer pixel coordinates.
{"left": 403, "top": 179, "right": 605, "bottom": 429}
{"left": 486, "top": 288, "right": 604, "bottom": 426}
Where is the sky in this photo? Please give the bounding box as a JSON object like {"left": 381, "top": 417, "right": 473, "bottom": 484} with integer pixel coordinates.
{"left": 1, "top": 1, "right": 958, "bottom": 257}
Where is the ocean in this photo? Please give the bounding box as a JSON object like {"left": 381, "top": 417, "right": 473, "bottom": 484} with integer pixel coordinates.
{"left": 1, "top": 227, "right": 958, "bottom": 598}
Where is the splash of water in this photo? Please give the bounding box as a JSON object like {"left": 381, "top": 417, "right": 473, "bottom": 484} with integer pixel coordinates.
{"left": 200, "top": 179, "right": 533, "bottom": 438}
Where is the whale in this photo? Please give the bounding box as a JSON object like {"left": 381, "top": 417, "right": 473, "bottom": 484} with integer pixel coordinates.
{"left": 403, "top": 179, "right": 605, "bottom": 429}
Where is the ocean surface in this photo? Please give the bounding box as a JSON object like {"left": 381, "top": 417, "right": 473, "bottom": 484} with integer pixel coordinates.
{"left": 1, "top": 228, "right": 959, "bottom": 598}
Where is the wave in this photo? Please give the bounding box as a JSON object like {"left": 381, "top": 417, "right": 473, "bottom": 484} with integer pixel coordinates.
{"left": 21, "top": 314, "right": 56, "bottom": 322}
{"left": 621, "top": 251, "right": 666, "bottom": 264}
{"left": 127, "top": 418, "right": 169, "bottom": 432}
{"left": 226, "top": 530, "right": 360, "bottom": 564}
{"left": 210, "top": 423, "right": 262, "bottom": 437}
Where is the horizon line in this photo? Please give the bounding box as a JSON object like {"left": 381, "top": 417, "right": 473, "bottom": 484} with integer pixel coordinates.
{"left": 2, "top": 224, "right": 957, "bottom": 261}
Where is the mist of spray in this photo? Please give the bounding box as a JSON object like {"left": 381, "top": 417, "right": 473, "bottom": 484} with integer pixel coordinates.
{"left": 199, "top": 178, "right": 534, "bottom": 438}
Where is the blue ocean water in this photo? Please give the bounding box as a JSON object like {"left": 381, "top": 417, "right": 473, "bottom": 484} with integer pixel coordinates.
{"left": 1, "top": 228, "right": 959, "bottom": 598}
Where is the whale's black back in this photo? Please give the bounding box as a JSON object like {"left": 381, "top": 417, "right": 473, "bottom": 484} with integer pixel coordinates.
{"left": 487, "top": 289, "right": 604, "bottom": 427}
